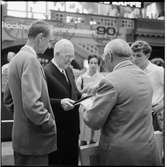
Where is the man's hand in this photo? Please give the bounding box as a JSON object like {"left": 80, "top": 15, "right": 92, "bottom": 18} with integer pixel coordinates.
{"left": 81, "top": 93, "right": 88, "bottom": 98}
{"left": 61, "top": 98, "right": 75, "bottom": 111}
{"left": 82, "top": 85, "right": 98, "bottom": 95}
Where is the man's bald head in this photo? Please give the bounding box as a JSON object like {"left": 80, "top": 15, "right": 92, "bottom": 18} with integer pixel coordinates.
{"left": 54, "top": 39, "right": 74, "bottom": 57}
{"left": 102, "top": 39, "right": 133, "bottom": 72}
{"left": 104, "top": 38, "right": 132, "bottom": 59}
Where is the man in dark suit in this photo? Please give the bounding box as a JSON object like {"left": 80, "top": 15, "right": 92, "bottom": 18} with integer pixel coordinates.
{"left": 3, "top": 21, "right": 57, "bottom": 166}
{"left": 44, "top": 39, "right": 81, "bottom": 165}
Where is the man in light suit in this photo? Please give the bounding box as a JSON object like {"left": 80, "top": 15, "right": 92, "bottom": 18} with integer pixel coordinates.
{"left": 3, "top": 21, "right": 57, "bottom": 166}
{"left": 44, "top": 39, "right": 81, "bottom": 165}
{"left": 81, "top": 39, "right": 161, "bottom": 165}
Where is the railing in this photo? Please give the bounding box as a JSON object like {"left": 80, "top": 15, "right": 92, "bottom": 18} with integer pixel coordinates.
{"left": 7, "top": 9, "right": 49, "bottom": 20}
{"left": 5, "top": 9, "right": 164, "bottom": 21}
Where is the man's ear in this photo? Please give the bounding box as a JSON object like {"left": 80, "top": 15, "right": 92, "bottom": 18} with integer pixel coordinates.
{"left": 36, "top": 33, "right": 43, "bottom": 42}
{"left": 107, "top": 52, "right": 113, "bottom": 62}
{"left": 56, "top": 52, "right": 60, "bottom": 57}
{"left": 110, "top": 54, "right": 113, "bottom": 62}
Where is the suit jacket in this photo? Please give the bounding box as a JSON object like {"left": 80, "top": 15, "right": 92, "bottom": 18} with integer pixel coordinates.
{"left": 44, "top": 62, "right": 81, "bottom": 149}
{"left": 83, "top": 60, "right": 161, "bottom": 165}
{"left": 3, "top": 46, "right": 57, "bottom": 155}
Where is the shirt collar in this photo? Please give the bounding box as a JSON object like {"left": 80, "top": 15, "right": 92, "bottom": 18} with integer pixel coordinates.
{"left": 85, "top": 70, "right": 99, "bottom": 78}
{"left": 51, "top": 58, "right": 64, "bottom": 72}
{"left": 23, "top": 45, "right": 37, "bottom": 57}
{"left": 113, "top": 60, "right": 133, "bottom": 71}
{"left": 144, "top": 60, "right": 151, "bottom": 72}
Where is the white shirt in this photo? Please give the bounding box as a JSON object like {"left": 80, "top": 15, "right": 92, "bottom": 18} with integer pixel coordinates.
{"left": 51, "top": 58, "right": 63, "bottom": 72}
{"left": 144, "top": 61, "right": 164, "bottom": 107}
{"left": 51, "top": 59, "right": 68, "bottom": 82}
{"left": 76, "top": 70, "right": 104, "bottom": 91}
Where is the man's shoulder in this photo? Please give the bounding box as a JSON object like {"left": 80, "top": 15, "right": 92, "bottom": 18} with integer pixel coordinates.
{"left": 2, "top": 63, "right": 9, "bottom": 71}
{"left": 148, "top": 62, "right": 164, "bottom": 74}
{"left": 14, "top": 47, "right": 35, "bottom": 61}
{"left": 44, "top": 61, "right": 58, "bottom": 73}
{"left": 149, "top": 61, "right": 162, "bottom": 69}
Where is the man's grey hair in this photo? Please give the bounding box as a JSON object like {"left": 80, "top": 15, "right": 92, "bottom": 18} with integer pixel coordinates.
{"left": 54, "top": 39, "right": 74, "bottom": 56}
{"left": 104, "top": 38, "right": 132, "bottom": 58}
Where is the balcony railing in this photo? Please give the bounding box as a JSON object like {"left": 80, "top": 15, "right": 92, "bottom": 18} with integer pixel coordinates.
{"left": 4, "top": 8, "right": 164, "bottom": 21}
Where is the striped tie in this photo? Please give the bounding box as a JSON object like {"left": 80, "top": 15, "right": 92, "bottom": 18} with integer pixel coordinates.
{"left": 62, "top": 70, "right": 69, "bottom": 83}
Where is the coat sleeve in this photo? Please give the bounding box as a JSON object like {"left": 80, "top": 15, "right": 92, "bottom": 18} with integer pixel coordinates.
{"left": 83, "top": 79, "right": 118, "bottom": 130}
{"left": 152, "top": 67, "right": 164, "bottom": 112}
{"left": 50, "top": 98, "right": 61, "bottom": 108}
{"left": 3, "top": 82, "right": 14, "bottom": 112}
{"left": 21, "top": 56, "right": 55, "bottom": 132}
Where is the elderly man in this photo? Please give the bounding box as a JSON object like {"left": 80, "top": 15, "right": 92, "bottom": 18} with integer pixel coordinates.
{"left": 81, "top": 39, "right": 161, "bottom": 165}
{"left": 3, "top": 21, "right": 57, "bottom": 166}
{"left": 131, "top": 40, "right": 164, "bottom": 132}
{"left": 2, "top": 51, "right": 15, "bottom": 93}
{"left": 44, "top": 39, "right": 81, "bottom": 165}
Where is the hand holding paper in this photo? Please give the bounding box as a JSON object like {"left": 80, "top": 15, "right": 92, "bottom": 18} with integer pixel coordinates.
{"left": 61, "top": 98, "right": 75, "bottom": 111}
{"left": 82, "top": 85, "right": 99, "bottom": 96}
{"left": 73, "top": 95, "right": 93, "bottom": 106}
{"left": 79, "top": 95, "right": 95, "bottom": 114}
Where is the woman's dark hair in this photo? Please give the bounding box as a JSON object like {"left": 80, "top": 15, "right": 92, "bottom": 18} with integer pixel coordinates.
{"left": 88, "top": 54, "right": 100, "bottom": 65}
{"left": 28, "top": 20, "right": 50, "bottom": 39}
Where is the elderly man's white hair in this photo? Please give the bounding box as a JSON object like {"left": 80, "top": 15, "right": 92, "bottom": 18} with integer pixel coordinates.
{"left": 54, "top": 39, "right": 74, "bottom": 56}
{"left": 7, "top": 51, "right": 15, "bottom": 62}
{"left": 104, "top": 38, "right": 132, "bottom": 58}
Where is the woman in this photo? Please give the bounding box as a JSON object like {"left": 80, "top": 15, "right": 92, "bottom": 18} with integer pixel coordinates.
{"left": 76, "top": 54, "right": 104, "bottom": 146}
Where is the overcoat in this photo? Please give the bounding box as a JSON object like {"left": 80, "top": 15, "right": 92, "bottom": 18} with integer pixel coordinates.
{"left": 4, "top": 46, "right": 57, "bottom": 155}
{"left": 83, "top": 60, "right": 161, "bottom": 166}
{"left": 44, "top": 61, "right": 81, "bottom": 164}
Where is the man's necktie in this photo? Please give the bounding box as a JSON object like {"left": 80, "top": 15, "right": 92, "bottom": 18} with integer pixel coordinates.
{"left": 62, "top": 70, "right": 69, "bottom": 83}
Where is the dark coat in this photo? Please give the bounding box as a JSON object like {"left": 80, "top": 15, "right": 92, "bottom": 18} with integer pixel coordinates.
{"left": 44, "top": 62, "right": 81, "bottom": 151}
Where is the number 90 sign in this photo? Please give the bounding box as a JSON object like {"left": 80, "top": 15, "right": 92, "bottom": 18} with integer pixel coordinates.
{"left": 96, "top": 26, "right": 116, "bottom": 36}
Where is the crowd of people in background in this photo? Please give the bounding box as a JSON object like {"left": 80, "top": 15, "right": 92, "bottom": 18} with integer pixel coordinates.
{"left": 2, "top": 20, "right": 164, "bottom": 166}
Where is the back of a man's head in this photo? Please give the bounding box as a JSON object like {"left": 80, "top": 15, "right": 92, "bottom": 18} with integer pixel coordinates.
{"left": 54, "top": 39, "right": 74, "bottom": 56}
{"left": 131, "top": 40, "right": 152, "bottom": 56}
{"left": 104, "top": 38, "right": 132, "bottom": 58}
{"left": 28, "top": 20, "right": 50, "bottom": 39}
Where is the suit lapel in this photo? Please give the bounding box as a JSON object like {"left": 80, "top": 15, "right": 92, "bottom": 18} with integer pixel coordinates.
{"left": 66, "top": 68, "right": 76, "bottom": 98}
{"left": 50, "top": 62, "right": 71, "bottom": 89}
{"left": 65, "top": 68, "right": 73, "bottom": 87}
{"left": 40, "top": 66, "right": 46, "bottom": 80}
